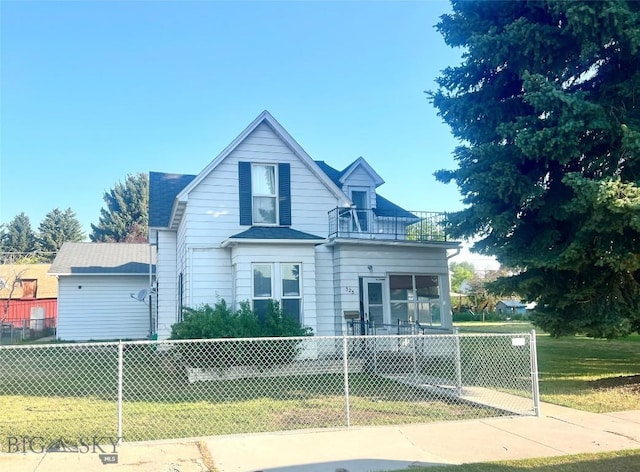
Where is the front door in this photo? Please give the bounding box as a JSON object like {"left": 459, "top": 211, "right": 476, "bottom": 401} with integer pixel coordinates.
{"left": 362, "top": 277, "right": 388, "bottom": 334}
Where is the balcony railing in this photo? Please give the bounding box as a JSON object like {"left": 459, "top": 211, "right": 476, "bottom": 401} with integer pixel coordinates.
{"left": 328, "top": 208, "right": 449, "bottom": 242}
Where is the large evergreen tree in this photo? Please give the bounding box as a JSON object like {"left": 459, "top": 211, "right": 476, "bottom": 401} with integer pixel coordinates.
{"left": 90, "top": 173, "right": 149, "bottom": 242}
{"left": 431, "top": 1, "right": 640, "bottom": 337}
{"left": 37, "top": 208, "right": 85, "bottom": 257}
{"left": 1, "top": 213, "right": 36, "bottom": 254}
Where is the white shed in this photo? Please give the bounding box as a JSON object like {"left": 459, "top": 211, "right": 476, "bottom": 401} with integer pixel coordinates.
{"left": 49, "top": 242, "right": 156, "bottom": 341}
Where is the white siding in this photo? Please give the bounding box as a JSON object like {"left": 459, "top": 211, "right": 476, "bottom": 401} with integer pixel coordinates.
{"left": 314, "top": 245, "right": 336, "bottom": 336}
{"left": 57, "top": 275, "right": 151, "bottom": 341}
{"left": 231, "top": 243, "right": 317, "bottom": 333}
{"left": 342, "top": 166, "right": 377, "bottom": 209}
{"left": 156, "top": 116, "right": 456, "bottom": 338}
{"left": 176, "top": 215, "right": 189, "bottom": 303}
{"left": 170, "top": 122, "right": 342, "bottom": 320}
{"left": 156, "top": 230, "right": 177, "bottom": 339}
{"left": 182, "top": 122, "right": 340, "bottom": 249}
{"left": 333, "top": 243, "right": 453, "bottom": 331}
{"left": 188, "top": 247, "right": 232, "bottom": 307}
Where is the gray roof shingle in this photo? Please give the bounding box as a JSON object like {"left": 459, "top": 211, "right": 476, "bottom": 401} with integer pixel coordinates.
{"left": 149, "top": 172, "right": 196, "bottom": 228}
{"left": 149, "top": 161, "right": 413, "bottom": 230}
{"left": 49, "top": 242, "right": 156, "bottom": 275}
{"left": 228, "top": 227, "right": 324, "bottom": 240}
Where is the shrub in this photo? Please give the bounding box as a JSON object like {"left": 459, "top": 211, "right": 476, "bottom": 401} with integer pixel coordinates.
{"left": 169, "top": 299, "right": 312, "bottom": 369}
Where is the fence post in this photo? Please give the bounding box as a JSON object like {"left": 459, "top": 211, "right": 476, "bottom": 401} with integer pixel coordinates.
{"left": 342, "top": 335, "right": 350, "bottom": 428}
{"left": 117, "top": 341, "right": 124, "bottom": 443}
{"left": 411, "top": 325, "right": 418, "bottom": 378}
{"left": 453, "top": 328, "right": 462, "bottom": 395}
{"left": 530, "top": 330, "right": 541, "bottom": 417}
{"left": 372, "top": 334, "right": 378, "bottom": 374}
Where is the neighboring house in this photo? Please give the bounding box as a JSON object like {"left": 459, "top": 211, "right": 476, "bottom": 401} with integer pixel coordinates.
{"left": 496, "top": 300, "right": 528, "bottom": 316}
{"left": 149, "top": 111, "right": 461, "bottom": 340}
{"left": 0, "top": 263, "right": 57, "bottom": 329}
{"left": 49, "top": 242, "right": 156, "bottom": 341}
{"left": 458, "top": 280, "right": 472, "bottom": 294}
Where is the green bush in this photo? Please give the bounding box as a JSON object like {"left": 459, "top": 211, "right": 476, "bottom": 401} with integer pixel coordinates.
{"left": 452, "top": 310, "right": 530, "bottom": 322}
{"left": 452, "top": 310, "right": 477, "bottom": 322}
{"left": 169, "top": 299, "right": 312, "bottom": 369}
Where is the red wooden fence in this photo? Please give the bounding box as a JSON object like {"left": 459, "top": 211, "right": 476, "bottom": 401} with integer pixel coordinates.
{"left": 2, "top": 299, "right": 57, "bottom": 327}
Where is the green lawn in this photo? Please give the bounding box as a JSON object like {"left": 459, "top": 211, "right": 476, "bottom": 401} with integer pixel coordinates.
{"left": 455, "top": 322, "right": 640, "bottom": 412}
{"left": 0, "top": 344, "right": 499, "bottom": 445}
{"left": 2, "top": 325, "right": 638, "bottom": 448}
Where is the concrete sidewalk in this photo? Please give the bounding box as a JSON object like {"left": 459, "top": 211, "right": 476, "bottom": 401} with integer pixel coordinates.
{"left": 1, "top": 403, "right": 639, "bottom": 472}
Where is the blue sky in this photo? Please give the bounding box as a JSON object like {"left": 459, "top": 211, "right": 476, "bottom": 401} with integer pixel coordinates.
{"left": 1, "top": 1, "right": 496, "bottom": 267}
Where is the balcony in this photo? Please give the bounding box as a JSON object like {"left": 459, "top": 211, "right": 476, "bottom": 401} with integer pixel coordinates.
{"left": 328, "top": 208, "right": 449, "bottom": 242}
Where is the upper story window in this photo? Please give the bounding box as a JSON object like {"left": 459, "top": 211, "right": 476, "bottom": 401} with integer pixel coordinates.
{"left": 239, "top": 162, "right": 291, "bottom": 226}
{"left": 351, "top": 188, "right": 370, "bottom": 231}
{"left": 252, "top": 164, "right": 277, "bottom": 225}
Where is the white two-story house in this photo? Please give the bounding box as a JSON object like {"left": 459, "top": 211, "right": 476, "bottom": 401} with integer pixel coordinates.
{"left": 149, "top": 111, "right": 460, "bottom": 339}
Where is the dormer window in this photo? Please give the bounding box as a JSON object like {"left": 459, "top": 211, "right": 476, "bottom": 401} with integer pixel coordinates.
{"left": 252, "top": 164, "right": 277, "bottom": 224}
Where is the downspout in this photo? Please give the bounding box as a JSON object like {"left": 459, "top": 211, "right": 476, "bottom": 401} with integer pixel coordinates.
{"left": 148, "top": 233, "right": 157, "bottom": 338}
{"left": 443, "top": 247, "right": 462, "bottom": 331}
{"left": 149, "top": 238, "right": 153, "bottom": 338}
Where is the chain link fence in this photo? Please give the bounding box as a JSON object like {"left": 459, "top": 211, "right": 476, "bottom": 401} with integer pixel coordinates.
{"left": 0, "top": 332, "right": 539, "bottom": 449}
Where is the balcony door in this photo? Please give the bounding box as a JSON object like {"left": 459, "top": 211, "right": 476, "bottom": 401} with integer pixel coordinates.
{"left": 351, "top": 189, "right": 369, "bottom": 232}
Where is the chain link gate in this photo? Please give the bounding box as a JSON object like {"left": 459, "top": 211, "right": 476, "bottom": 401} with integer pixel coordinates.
{"left": 0, "top": 332, "right": 539, "bottom": 449}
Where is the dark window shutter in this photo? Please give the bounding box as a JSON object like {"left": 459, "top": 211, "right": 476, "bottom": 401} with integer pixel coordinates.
{"left": 239, "top": 162, "right": 252, "bottom": 225}
{"left": 279, "top": 163, "right": 291, "bottom": 226}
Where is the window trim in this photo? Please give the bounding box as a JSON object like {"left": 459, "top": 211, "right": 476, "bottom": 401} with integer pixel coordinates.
{"left": 251, "top": 163, "right": 279, "bottom": 226}
{"left": 350, "top": 187, "right": 370, "bottom": 232}
{"left": 251, "top": 262, "right": 302, "bottom": 322}
{"left": 389, "top": 274, "right": 441, "bottom": 326}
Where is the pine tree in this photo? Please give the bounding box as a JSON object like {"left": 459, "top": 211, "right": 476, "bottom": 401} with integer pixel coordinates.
{"left": 1, "top": 213, "right": 36, "bottom": 254}
{"left": 37, "top": 208, "right": 85, "bottom": 258}
{"left": 431, "top": 1, "right": 640, "bottom": 337}
{"left": 90, "top": 173, "right": 149, "bottom": 243}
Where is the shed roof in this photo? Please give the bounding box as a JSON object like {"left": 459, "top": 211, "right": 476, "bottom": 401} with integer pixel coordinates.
{"left": 498, "top": 300, "right": 527, "bottom": 308}
{"left": 228, "top": 227, "right": 324, "bottom": 240}
{"left": 49, "top": 243, "right": 155, "bottom": 276}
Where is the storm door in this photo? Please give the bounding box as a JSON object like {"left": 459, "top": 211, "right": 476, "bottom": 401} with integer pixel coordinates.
{"left": 362, "top": 277, "right": 389, "bottom": 334}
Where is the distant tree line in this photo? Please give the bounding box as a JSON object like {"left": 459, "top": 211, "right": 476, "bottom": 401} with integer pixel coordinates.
{"left": 1, "top": 173, "right": 149, "bottom": 262}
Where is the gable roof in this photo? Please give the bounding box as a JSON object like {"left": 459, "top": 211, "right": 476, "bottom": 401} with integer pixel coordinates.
{"left": 49, "top": 242, "right": 156, "bottom": 276}
{"left": 151, "top": 111, "right": 349, "bottom": 230}
{"left": 315, "top": 160, "right": 414, "bottom": 217}
{"left": 149, "top": 172, "right": 196, "bottom": 228}
{"left": 339, "top": 156, "right": 384, "bottom": 187}
{"left": 0, "top": 264, "right": 57, "bottom": 299}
